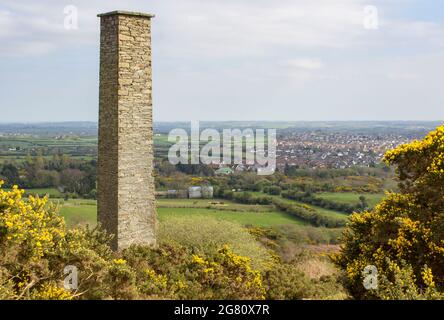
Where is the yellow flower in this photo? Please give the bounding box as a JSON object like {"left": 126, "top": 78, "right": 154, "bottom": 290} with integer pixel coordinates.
{"left": 422, "top": 266, "right": 435, "bottom": 288}
{"left": 113, "top": 258, "right": 127, "bottom": 265}
{"left": 192, "top": 255, "right": 206, "bottom": 265}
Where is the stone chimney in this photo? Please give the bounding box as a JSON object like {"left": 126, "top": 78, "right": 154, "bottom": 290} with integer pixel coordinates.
{"left": 97, "top": 11, "right": 156, "bottom": 250}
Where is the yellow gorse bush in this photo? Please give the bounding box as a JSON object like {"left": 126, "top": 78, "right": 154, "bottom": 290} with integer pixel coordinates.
{"left": 0, "top": 182, "right": 66, "bottom": 260}
{"left": 190, "top": 245, "right": 265, "bottom": 299}
{"left": 334, "top": 125, "right": 444, "bottom": 299}
{"left": 384, "top": 125, "right": 444, "bottom": 175}
{"left": 30, "top": 283, "right": 73, "bottom": 300}
{"left": 0, "top": 181, "right": 78, "bottom": 299}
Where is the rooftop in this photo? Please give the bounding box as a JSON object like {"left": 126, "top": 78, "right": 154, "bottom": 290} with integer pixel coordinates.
{"left": 97, "top": 11, "right": 155, "bottom": 19}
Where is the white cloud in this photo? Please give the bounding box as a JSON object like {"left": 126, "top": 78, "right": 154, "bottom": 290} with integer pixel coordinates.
{"left": 282, "top": 58, "right": 324, "bottom": 70}
{"left": 1, "top": 0, "right": 443, "bottom": 59}
{"left": 386, "top": 72, "right": 418, "bottom": 80}
{"left": 0, "top": 0, "right": 371, "bottom": 58}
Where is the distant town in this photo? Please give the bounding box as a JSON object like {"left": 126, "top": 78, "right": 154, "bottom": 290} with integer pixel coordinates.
{"left": 276, "top": 131, "right": 415, "bottom": 169}
{"left": 0, "top": 121, "right": 441, "bottom": 171}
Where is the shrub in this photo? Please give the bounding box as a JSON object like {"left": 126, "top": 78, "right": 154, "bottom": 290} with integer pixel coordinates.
{"left": 0, "top": 182, "right": 115, "bottom": 300}
{"left": 121, "top": 243, "right": 266, "bottom": 300}
{"left": 266, "top": 186, "right": 282, "bottom": 196}
{"left": 263, "top": 255, "right": 347, "bottom": 300}
{"left": 334, "top": 125, "right": 444, "bottom": 299}
{"left": 263, "top": 263, "right": 312, "bottom": 299}
{"left": 159, "top": 216, "right": 273, "bottom": 270}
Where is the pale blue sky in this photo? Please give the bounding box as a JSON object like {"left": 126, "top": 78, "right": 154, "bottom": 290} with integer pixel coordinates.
{"left": 0, "top": 0, "right": 443, "bottom": 122}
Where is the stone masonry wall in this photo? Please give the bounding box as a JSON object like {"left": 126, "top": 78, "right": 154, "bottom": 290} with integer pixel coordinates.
{"left": 98, "top": 11, "right": 156, "bottom": 250}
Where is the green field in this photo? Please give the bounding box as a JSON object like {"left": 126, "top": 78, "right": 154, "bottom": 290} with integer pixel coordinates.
{"left": 55, "top": 199, "right": 97, "bottom": 227}
{"left": 56, "top": 197, "right": 344, "bottom": 245}
{"left": 157, "top": 207, "right": 307, "bottom": 227}
{"left": 157, "top": 198, "right": 275, "bottom": 212}
{"left": 35, "top": 191, "right": 358, "bottom": 228}
{"left": 57, "top": 198, "right": 310, "bottom": 228}
{"left": 317, "top": 192, "right": 386, "bottom": 208}
{"left": 0, "top": 135, "right": 98, "bottom": 164}
{"left": 56, "top": 197, "right": 349, "bottom": 229}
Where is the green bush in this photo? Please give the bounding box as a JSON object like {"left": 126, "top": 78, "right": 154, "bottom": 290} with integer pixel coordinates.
{"left": 159, "top": 216, "right": 274, "bottom": 270}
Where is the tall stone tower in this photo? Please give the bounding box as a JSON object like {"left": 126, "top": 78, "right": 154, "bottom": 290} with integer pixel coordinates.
{"left": 97, "top": 11, "right": 156, "bottom": 250}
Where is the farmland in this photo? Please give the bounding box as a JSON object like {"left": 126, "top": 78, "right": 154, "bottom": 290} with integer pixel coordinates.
{"left": 57, "top": 198, "right": 309, "bottom": 228}
{"left": 0, "top": 134, "right": 176, "bottom": 164}
{"left": 317, "top": 192, "right": 386, "bottom": 208}
{"left": 54, "top": 197, "right": 344, "bottom": 246}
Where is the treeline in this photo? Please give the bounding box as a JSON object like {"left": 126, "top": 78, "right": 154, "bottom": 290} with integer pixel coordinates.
{"left": 283, "top": 163, "right": 391, "bottom": 178}
{"left": 0, "top": 154, "right": 96, "bottom": 198}
{"left": 153, "top": 159, "right": 387, "bottom": 195}
{"left": 281, "top": 190, "right": 368, "bottom": 214}
{"left": 216, "top": 189, "right": 274, "bottom": 205}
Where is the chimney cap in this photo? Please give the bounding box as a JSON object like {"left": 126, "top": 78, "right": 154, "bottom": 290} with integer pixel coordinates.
{"left": 97, "top": 11, "right": 155, "bottom": 18}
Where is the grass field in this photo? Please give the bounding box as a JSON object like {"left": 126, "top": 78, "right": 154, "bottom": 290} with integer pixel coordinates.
{"left": 157, "top": 198, "right": 276, "bottom": 212}
{"left": 317, "top": 192, "right": 386, "bottom": 208}
{"left": 54, "top": 199, "right": 97, "bottom": 227}
{"left": 57, "top": 198, "right": 310, "bottom": 228}
{"left": 157, "top": 207, "right": 307, "bottom": 227}
{"left": 37, "top": 191, "right": 356, "bottom": 228}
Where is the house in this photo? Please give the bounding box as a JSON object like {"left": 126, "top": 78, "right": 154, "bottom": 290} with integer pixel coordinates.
{"left": 201, "top": 186, "right": 214, "bottom": 199}
{"left": 188, "top": 186, "right": 214, "bottom": 199}
{"left": 167, "top": 190, "right": 178, "bottom": 198}
{"left": 188, "top": 186, "right": 202, "bottom": 199}
{"left": 234, "top": 164, "right": 246, "bottom": 172}
{"left": 215, "top": 167, "right": 233, "bottom": 175}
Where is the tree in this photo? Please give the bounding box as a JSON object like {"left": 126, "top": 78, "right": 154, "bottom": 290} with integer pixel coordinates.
{"left": 60, "top": 168, "right": 85, "bottom": 194}
{"left": 0, "top": 163, "right": 20, "bottom": 187}
{"left": 334, "top": 125, "right": 444, "bottom": 299}
{"left": 358, "top": 195, "right": 368, "bottom": 210}
{"left": 267, "top": 186, "right": 282, "bottom": 196}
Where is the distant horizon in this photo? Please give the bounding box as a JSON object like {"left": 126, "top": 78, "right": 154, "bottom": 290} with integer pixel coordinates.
{"left": 1, "top": 120, "right": 444, "bottom": 124}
